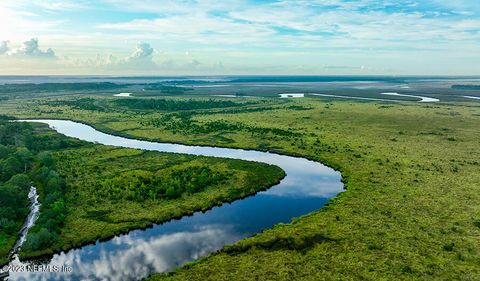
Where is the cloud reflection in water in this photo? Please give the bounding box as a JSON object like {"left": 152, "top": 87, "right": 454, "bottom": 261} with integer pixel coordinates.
{"left": 12, "top": 225, "right": 238, "bottom": 281}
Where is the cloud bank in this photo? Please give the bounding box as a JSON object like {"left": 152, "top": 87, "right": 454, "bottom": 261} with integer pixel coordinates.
{"left": 62, "top": 42, "right": 157, "bottom": 72}
{"left": 0, "top": 41, "right": 9, "bottom": 55}
{"left": 1, "top": 38, "right": 56, "bottom": 59}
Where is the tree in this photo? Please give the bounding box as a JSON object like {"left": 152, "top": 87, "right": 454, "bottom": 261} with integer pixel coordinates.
{"left": 23, "top": 228, "right": 56, "bottom": 251}
{"left": 37, "top": 151, "right": 54, "bottom": 167}
{"left": 6, "top": 174, "right": 31, "bottom": 192}
{"left": 1, "top": 157, "right": 23, "bottom": 181}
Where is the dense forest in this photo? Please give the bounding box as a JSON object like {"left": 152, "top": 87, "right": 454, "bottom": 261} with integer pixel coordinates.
{"left": 144, "top": 111, "right": 303, "bottom": 140}
{"left": 46, "top": 97, "right": 263, "bottom": 114}
{"left": 47, "top": 98, "right": 112, "bottom": 112}
{"left": 0, "top": 117, "right": 82, "bottom": 264}
{"left": 0, "top": 117, "right": 31, "bottom": 264}
{"left": 141, "top": 84, "right": 194, "bottom": 95}
{"left": 97, "top": 166, "right": 229, "bottom": 202}
{"left": 112, "top": 98, "right": 255, "bottom": 111}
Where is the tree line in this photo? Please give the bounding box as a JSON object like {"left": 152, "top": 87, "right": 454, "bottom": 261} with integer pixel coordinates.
{"left": 0, "top": 116, "right": 82, "bottom": 255}
{"left": 145, "top": 112, "right": 303, "bottom": 138}
{"left": 96, "top": 166, "right": 229, "bottom": 202}
{"left": 113, "top": 98, "right": 255, "bottom": 111}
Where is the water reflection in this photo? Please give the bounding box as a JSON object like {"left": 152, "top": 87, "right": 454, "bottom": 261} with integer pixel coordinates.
{"left": 12, "top": 225, "right": 238, "bottom": 281}
{"left": 9, "top": 120, "right": 343, "bottom": 281}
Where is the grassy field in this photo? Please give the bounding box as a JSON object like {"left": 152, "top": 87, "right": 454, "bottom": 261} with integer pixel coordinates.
{"left": 1, "top": 92, "right": 480, "bottom": 280}
{"left": 20, "top": 144, "right": 284, "bottom": 259}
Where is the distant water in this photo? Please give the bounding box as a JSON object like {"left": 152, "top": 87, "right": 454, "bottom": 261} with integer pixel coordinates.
{"left": 0, "top": 75, "right": 479, "bottom": 85}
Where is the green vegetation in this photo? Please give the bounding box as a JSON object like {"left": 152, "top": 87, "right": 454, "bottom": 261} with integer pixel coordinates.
{"left": 0, "top": 118, "right": 285, "bottom": 261}
{"left": 0, "top": 101, "right": 285, "bottom": 263}
{"left": 22, "top": 159, "right": 68, "bottom": 255}
{"left": 137, "top": 100, "right": 478, "bottom": 281}
{"left": 139, "top": 84, "right": 194, "bottom": 95}
{"left": 97, "top": 165, "right": 228, "bottom": 201}
{"left": 145, "top": 112, "right": 302, "bottom": 140}
{"left": 37, "top": 96, "right": 273, "bottom": 114}
{"left": 1, "top": 89, "right": 479, "bottom": 280}
{"left": 0, "top": 117, "right": 81, "bottom": 265}
{"left": 20, "top": 143, "right": 284, "bottom": 259}
{"left": 112, "top": 97, "right": 261, "bottom": 111}
{"left": 47, "top": 98, "right": 114, "bottom": 112}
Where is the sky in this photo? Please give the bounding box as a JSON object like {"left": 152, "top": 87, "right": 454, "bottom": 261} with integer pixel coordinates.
{"left": 0, "top": 0, "right": 479, "bottom": 75}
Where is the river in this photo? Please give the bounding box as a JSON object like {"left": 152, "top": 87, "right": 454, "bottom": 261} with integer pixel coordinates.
{"left": 7, "top": 120, "right": 343, "bottom": 281}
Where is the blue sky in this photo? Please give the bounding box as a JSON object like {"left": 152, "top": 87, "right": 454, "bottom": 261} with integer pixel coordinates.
{"left": 0, "top": 0, "right": 479, "bottom": 75}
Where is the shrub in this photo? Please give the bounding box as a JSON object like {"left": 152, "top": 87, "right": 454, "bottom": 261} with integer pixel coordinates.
{"left": 22, "top": 228, "right": 58, "bottom": 251}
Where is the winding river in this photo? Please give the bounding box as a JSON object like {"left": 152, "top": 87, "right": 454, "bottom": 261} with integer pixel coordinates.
{"left": 8, "top": 120, "right": 342, "bottom": 281}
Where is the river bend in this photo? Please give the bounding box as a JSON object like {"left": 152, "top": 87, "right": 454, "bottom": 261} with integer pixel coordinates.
{"left": 8, "top": 120, "right": 343, "bottom": 281}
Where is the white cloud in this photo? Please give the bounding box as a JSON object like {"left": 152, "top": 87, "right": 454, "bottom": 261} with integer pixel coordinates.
{"left": 63, "top": 42, "right": 157, "bottom": 71}
{"left": 0, "top": 41, "right": 8, "bottom": 54}
{"left": 1, "top": 0, "right": 88, "bottom": 11}
{"left": 101, "top": 0, "right": 242, "bottom": 15}
{"left": 9, "top": 38, "right": 56, "bottom": 58}
{"left": 125, "top": 42, "right": 154, "bottom": 63}
{"left": 31, "top": 0, "right": 88, "bottom": 11}
{"left": 0, "top": 3, "right": 62, "bottom": 40}
{"left": 95, "top": 0, "right": 480, "bottom": 52}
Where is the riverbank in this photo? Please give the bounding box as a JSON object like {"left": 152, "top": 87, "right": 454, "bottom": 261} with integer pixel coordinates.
{"left": 20, "top": 158, "right": 286, "bottom": 261}
{"left": 13, "top": 123, "right": 286, "bottom": 262}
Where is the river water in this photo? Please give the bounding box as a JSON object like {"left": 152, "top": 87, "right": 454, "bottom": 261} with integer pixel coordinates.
{"left": 9, "top": 187, "right": 40, "bottom": 260}
{"left": 8, "top": 120, "right": 342, "bottom": 281}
